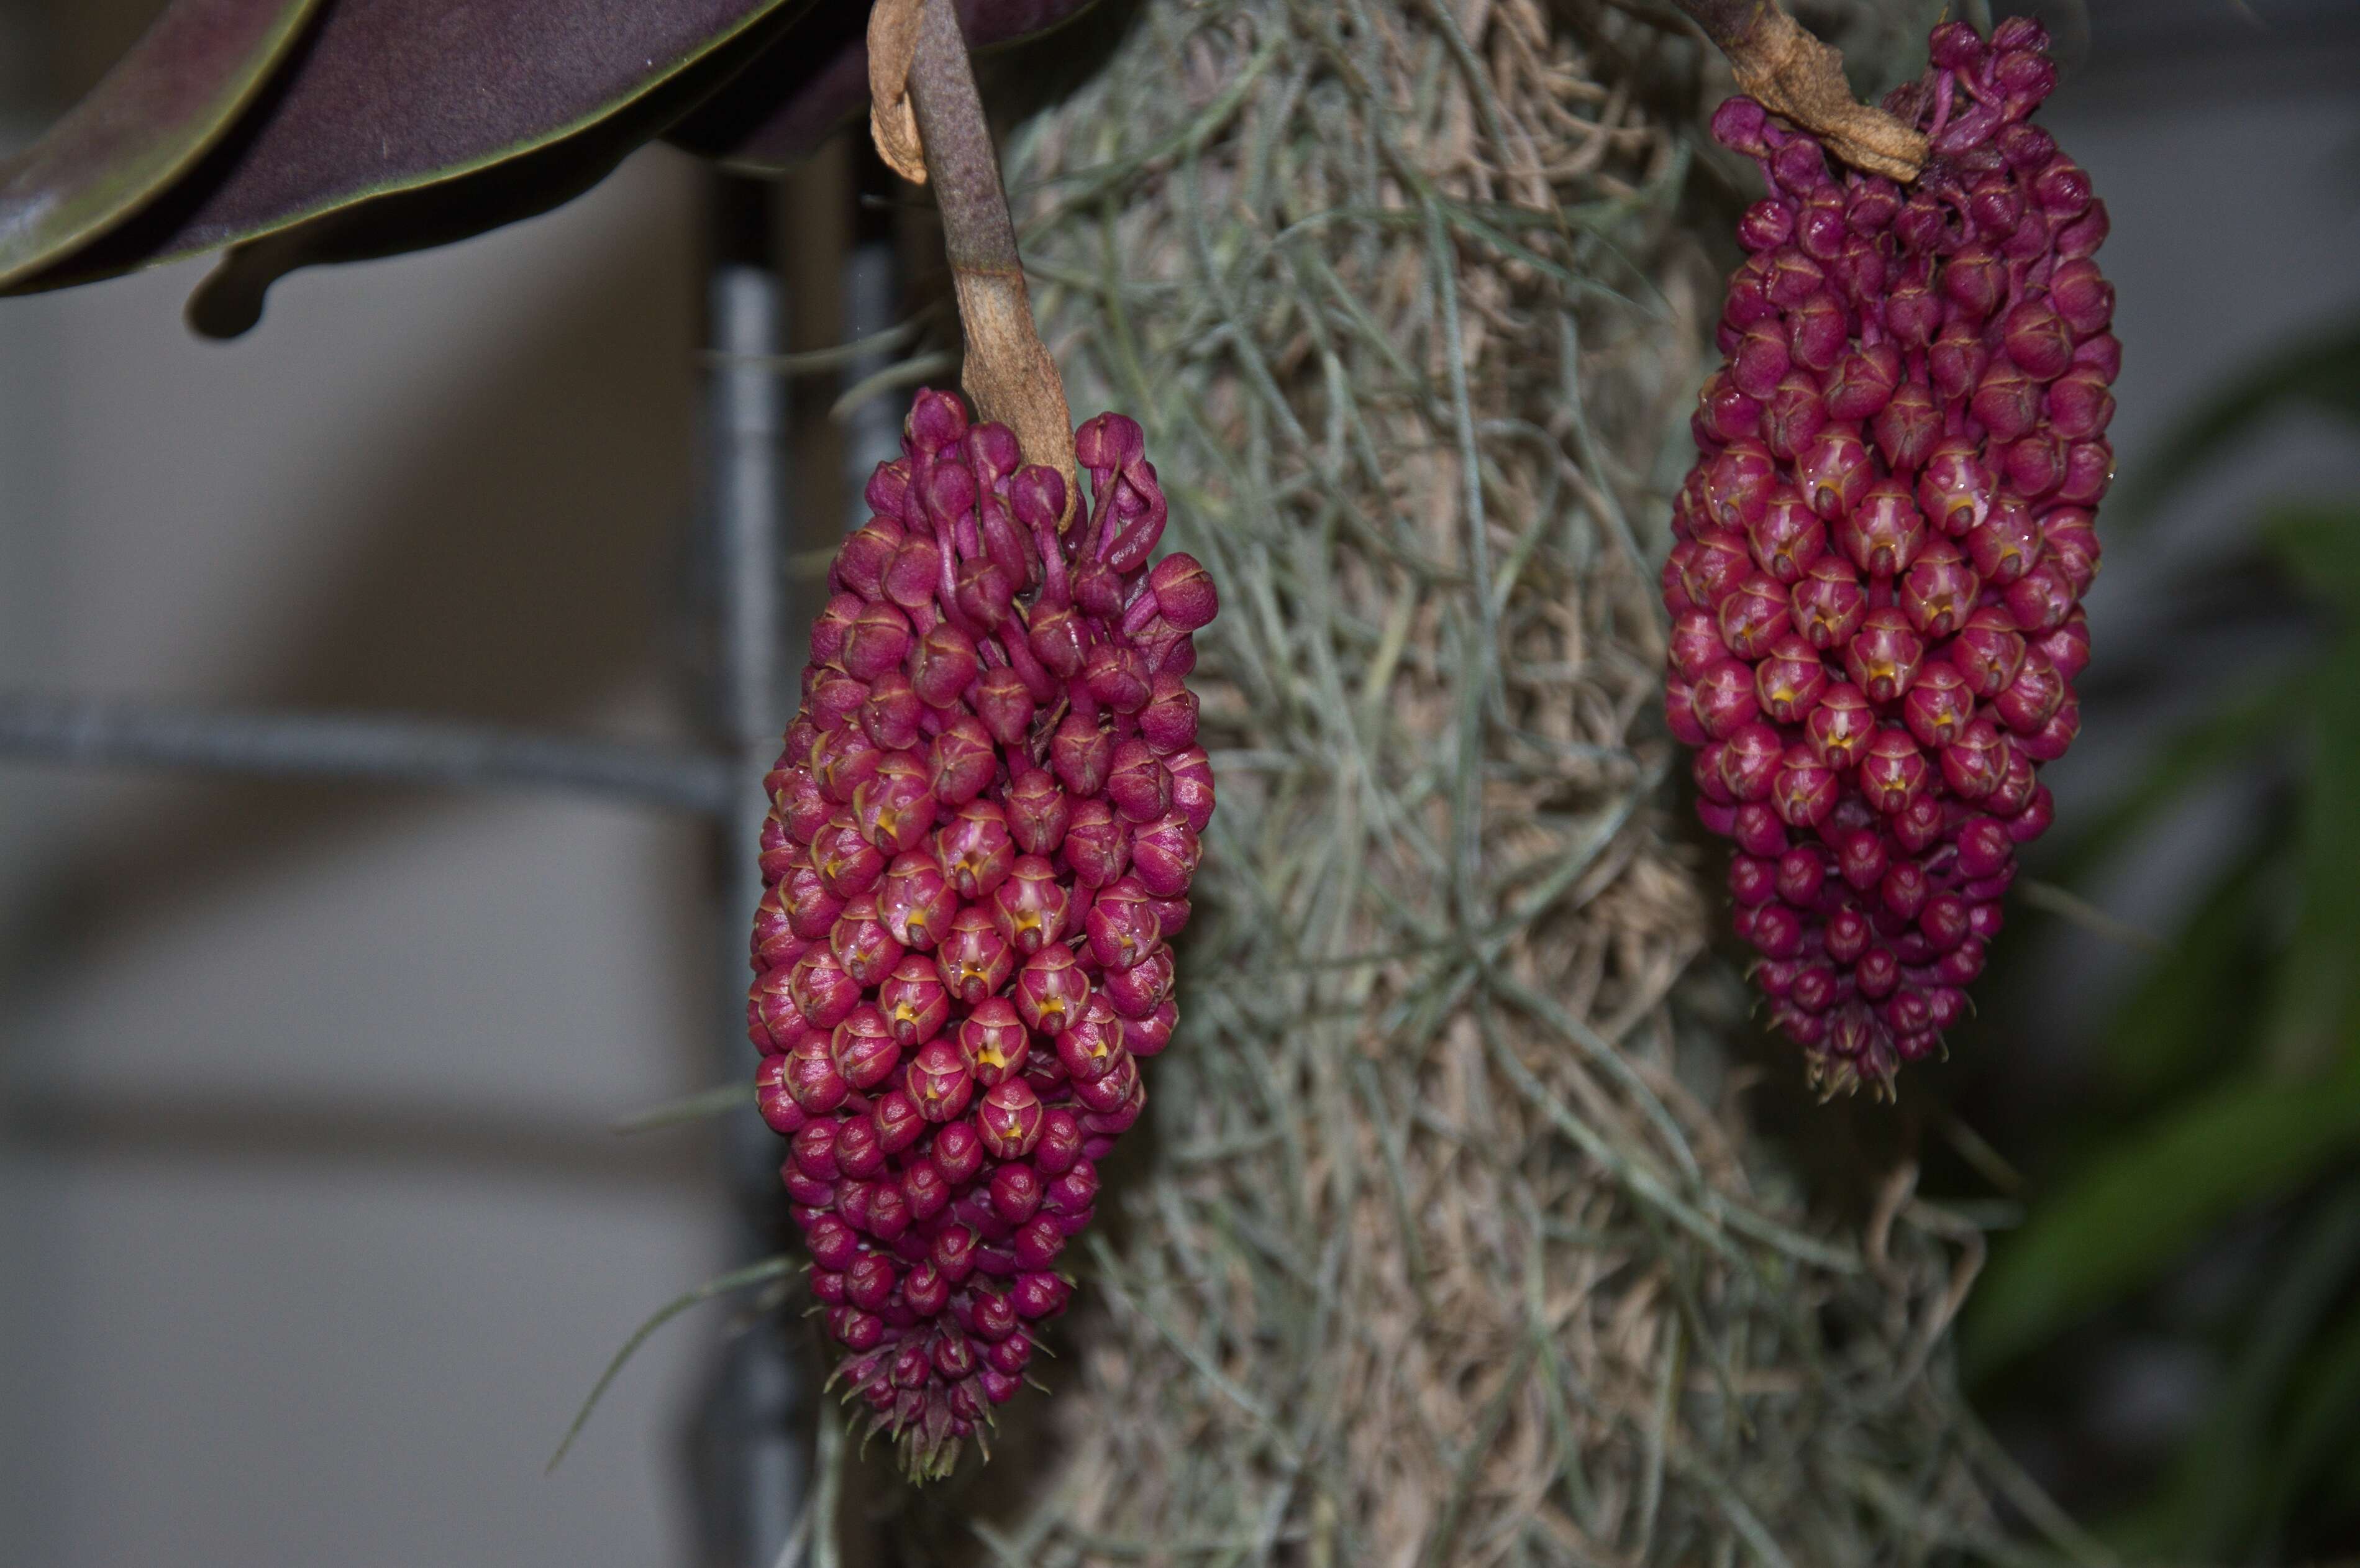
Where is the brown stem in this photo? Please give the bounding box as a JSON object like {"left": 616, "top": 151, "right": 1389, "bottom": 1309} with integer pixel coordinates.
{"left": 869, "top": 0, "right": 1078, "bottom": 523}
{"left": 1671, "top": 0, "right": 1928, "bottom": 182}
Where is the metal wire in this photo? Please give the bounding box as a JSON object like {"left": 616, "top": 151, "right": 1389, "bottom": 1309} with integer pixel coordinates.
{"left": 0, "top": 691, "right": 731, "bottom": 814}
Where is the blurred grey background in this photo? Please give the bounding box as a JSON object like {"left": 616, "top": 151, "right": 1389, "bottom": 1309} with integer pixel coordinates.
{"left": 0, "top": 0, "right": 2357, "bottom": 1564}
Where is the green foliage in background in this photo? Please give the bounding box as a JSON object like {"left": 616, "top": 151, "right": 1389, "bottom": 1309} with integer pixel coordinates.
{"left": 1966, "top": 316, "right": 2360, "bottom": 1560}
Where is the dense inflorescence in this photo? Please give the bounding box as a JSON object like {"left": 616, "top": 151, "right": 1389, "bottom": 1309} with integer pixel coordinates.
{"left": 747, "top": 388, "right": 1216, "bottom": 1477}
{"left": 1666, "top": 18, "right": 2113, "bottom": 1095}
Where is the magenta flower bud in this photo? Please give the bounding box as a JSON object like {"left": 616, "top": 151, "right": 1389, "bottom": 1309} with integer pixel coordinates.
{"left": 1074, "top": 1053, "right": 1141, "bottom": 1113}
{"left": 1716, "top": 722, "right": 1784, "bottom": 803}
{"left": 932, "top": 1119, "right": 984, "bottom": 1188}
{"left": 1859, "top": 729, "right": 1929, "bottom": 815}
{"left": 1949, "top": 608, "right": 2026, "bottom": 699}
{"left": 1839, "top": 479, "right": 1928, "bottom": 579}
{"left": 1146, "top": 551, "right": 1219, "bottom": 632}
{"left": 1027, "top": 598, "right": 1089, "bottom": 678}
{"left": 1698, "top": 371, "right": 1764, "bottom": 443}
{"left": 1057, "top": 997, "right": 1127, "bottom": 1082}
{"left": 872, "top": 1089, "right": 925, "bottom": 1156}
{"left": 1688, "top": 659, "right": 1762, "bottom": 740}
{"left": 1004, "top": 768, "right": 1072, "bottom": 855}
{"left": 1764, "top": 247, "right": 1826, "bottom": 309}
{"left": 773, "top": 767, "right": 833, "bottom": 846}
{"left": 1786, "top": 291, "right": 1848, "bottom": 371}
{"left": 1902, "top": 662, "right": 1974, "bottom": 749}
{"left": 1085, "top": 877, "right": 1163, "bottom": 970}
{"left": 1843, "top": 608, "right": 1925, "bottom": 704}
{"left": 1769, "top": 745, "right": 1839, "bottom": 828}
{"left": 788, "top": 945, "right": 860, "bottom": 1030}
{"left": 1712, "top": 575, "right": 1787, "bottom": 661}
{"left": 1051, "top": 713, "right": 1114, "bottom": 796}
{"left": 825, "top": 895, "right": 902, "bottom": 988}
{"left": 906, "top": 621, "right": 978, "bottom": 708}
{"left": 811, "top": 814, "right": 886, "bottom": 899}
{"left": 2057, "top": 438, "right": 2114, "bottom": 506}
{"left": 1103, "top": 949, "right": 1175, "bottom": 1020}
{"left": 781, "top": 1039, "right": 849, "bottom": 1114}
{"left": 1137, "top": 672, "right": 1200, "bottom": 755}
{"left": 808, "top": 593, "right": 863, "bottom": 667}
{"left": 1746, "top": 487, "right": 1826, "bottom": 583}
{"left": 1788, "top": 554, "right": 1868, "bottom": 649}
{"left": 1128, "top": 998, "right": 1178, "bottom": 1057}
{"left": 755, "top": 1055, "right": 809, "bottom": 1134}
{"left": 832, "top": 1116, "right": 886, "bottom": 1181}
{"left": 1775, "top": 846, "right": 1826, "bottom": 907}
{"left": 1823, "top": 343, "right": 1899, "bottom": 421}
{"left": 1082, "top": 642, "right": 1152, "bottom": 716}
{"left": 1677, "top": 530, "right": 1754, "bottom": 611}
{"left": 927, "top": 716, "right": 997, "bottom": 808}
{"left": 1915, "top": 440, "right": 1995, "bottom": 538}
{"left": 877, "top": 851, "right": 955, "bottom": 951}
{"left": 859, "top": 672, "right": 925, "bottom": 751}
{"left": 831, "top": 1005, "right": 903, "bottom": 1090}
{"left": 1900, "top": 542, "right": 1980, "bottom": 637}
{"left": 989, "top": 1164, "right": 1044, "bottom": 1228}
{"left": 2020, "top": 698, "right": 2082, "bottom": 763}
{"left": 832, "top": 516, "right": 904, "bottom": 599}
{"left": 1805, "top": 682, "right": 1875, "bottom": 770}
{"left": 811, "top": 725, "right": 884, "bottom": 805}
{"left": 906, "top": 1039, "right": 974, "bottom": 1123}
{"left": 2003, "top": 562, "right": 2076, "bottom": 635}
{"left": 878, "top": 954, "right": 950, "bottom": 1046}
{"left": 751, "top": 889, "right": 809, "bottom": 975}
{"left": 1939, "top": 719, "right": 2009, "bottom": 800}
{"left": 1736, "top": 198, "right": 1793, "bottom": 252}
{"left": 853, "top": 755, "right": 937, "bottom": 856}
{"left": 1749, "top": 902, "right": 1806, "bottom": 959}
{"left": 938, "top": 801, "right": 1016, "bottom": 900}
{"left": 1730, "top": 853, "right": 1778, "bottom": 905}
{"left": 1882, "top": 860, "right": 1930, "bottom": 924}
{"left": 1752, "top": 636, "right": 1828, "bottom": 725}
{"left": 1014, "top": 946, "right": 1090, "bottom": 1034}
{"left": 1794, "top": 427, "right": 1873, "bottom": 522}
{"left": 1935, "top": 316, "right": 1992, "bottom": 404}
{"left": 1760, "top": 371, "right": 1829, "bottom": 461}
{"left": 978, "top": 1080, "right": 1045, "bottom": 1160}
{"left": 964, "top": 665, "right": 1033, "bottom": 749}
{"left": 986, "top": 856, "right": 1070, "bottom": 956}
{"left": 1021, "top": 1111, "right": 1081, "bottom": 1181}
{"left": 1941, "top": 244, "right": 2006, "bottom": 321}
{"left": 1060, "top": 799, "right": 1132, "bottom": 888}
{"left": 1988, "top": 741, "right": 2038, "bottom": 816}
{"left": 1853, "top": 945, "right": 1901, "bottom": 1000}
{"left": 2050, "top": 255, "right": 2113, "bottom": 334}
{"left": 1705, "top": 443, "right": 1781, "bottom": 534}
{"left": 1105, "top": 739, "right": 1173, "bottom": 823}
{"left": 2003, "top": 431, "right": 2067, "bottom": 499}
{"left": 843, "top": 600, "right": 916, "bottom": 683}
{"left": 948, "top": 1001, "right": 1024, "bottom": 1089}
{"left": 1894, "top": 791, "right": 1944, "bottom": 855}
{"left": 1013, "top": 1215, "right": 1065, "bottom": 1270}
{"left": 2001, "top": 301, "right": 2073, "bottom": 381}
{"left": 2039, "top": 609, "right": 2092, "bottom": 681}
{"left": 1130, "top": 813, "right": 1201, "bottom": 898}
{"left": 928, "top": 906, "right": 1011, "bottom": 1004}
{"left": 882, "top": 530, "right": 945, "bottom": 613}
{"left": 1872, "top": 380, "right": 1944, "bottom": 472}
{"left": 2046, "top": 368, "right": 2115, "bottom": 443}
{"left": 1668, "top": 608, "right": 1723, "bottom": 683}
{"left": 907, "top": 385, "right": 970, "bottom": 451}
{"left": 1731, "top": 320, "right": 1790, "bottom": 400}
{"left": 1965, "top": 494, "right": 2041, "bottom": 585}
{"left": 1882, "top": 268, "right": 1941, "bottom": 345}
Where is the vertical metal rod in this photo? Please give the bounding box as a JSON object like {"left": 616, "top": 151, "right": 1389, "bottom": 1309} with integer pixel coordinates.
{"left": 688, "top": 172, "right": 806, "bottom": 1568}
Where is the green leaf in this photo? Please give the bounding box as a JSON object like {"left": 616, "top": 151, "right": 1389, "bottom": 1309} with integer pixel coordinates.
{"left": 2108, "top": 314, "right": 2360, "bottom": 531}
{"left": 2097, "top": 850, "right": 2277, "bottom": 1100}
{"left": 0, "top": 0, "right": 320, "bottom": 290}
{"left": 1964, "top": 1065, "right": 2360, "bottom": 1376}
{"left": 2260, "top": 634, "right": 2360, "bottom": 1075}
{"left": 2261, "top": 1289, "right": 2360, "bottom": 1542}
{"left": 2261, "top": 501, "right": 2360, "bottom": 619}
{"left": 2130, "top": 1182, "right": 2360, "bottom": 1559}
{"left": 2044, "top": 666, "right": 2309, "bottom": 885}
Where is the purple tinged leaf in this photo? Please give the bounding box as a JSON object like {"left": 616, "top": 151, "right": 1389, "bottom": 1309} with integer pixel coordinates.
{"left": 0, "top": 0, "right": 320, "bottom": 289}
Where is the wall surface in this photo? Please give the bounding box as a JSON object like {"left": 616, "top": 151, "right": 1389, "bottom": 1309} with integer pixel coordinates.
{"left": 0, "top": 126, "right": 747, "bottom": 1565}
